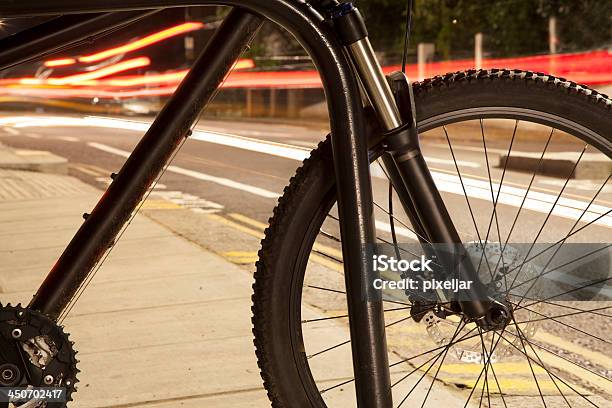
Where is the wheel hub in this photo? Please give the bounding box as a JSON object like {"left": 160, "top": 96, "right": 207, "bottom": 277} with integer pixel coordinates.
{"left": 420, "top": 241, "right": 543, "bottom": 363}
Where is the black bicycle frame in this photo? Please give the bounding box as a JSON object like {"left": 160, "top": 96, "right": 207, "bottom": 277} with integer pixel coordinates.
{"left": 0, "top": 0, "right": 504, "bottom": 406}
{"left": 0, "top": 1, "right": 393, "bottom": 406}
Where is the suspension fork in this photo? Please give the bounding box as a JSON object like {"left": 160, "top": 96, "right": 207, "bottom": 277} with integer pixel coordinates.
{"left": 329, "top": 3, "right": 510, "bottom": 326}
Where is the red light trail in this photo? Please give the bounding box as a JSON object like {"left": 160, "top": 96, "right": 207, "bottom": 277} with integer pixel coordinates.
{"left": 78, "top": 22, "right": 205, "bottom": 63}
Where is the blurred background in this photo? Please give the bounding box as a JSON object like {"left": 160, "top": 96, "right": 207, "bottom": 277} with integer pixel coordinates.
{"left": 0, "top": 0, "right": 609, "bottom": 121}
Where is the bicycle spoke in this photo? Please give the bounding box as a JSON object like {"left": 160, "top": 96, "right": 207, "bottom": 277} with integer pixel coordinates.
{"left": 487, "top": 351, "right": 508, "bottom": 408}
{"left": 325, "top": 212, "right": 431, "bottom": 263}
{"left": 507, "top": 242, "right": 612, "bottom": 298}
{"left": 374, "top": 200, "right": 430, "bottom": 244}
{"left": 320, "top": 377, "right": 355, "bottom": 394}
{"left": 477, "top": 328, "right": 491, "bottom": 408}
{"left": 392, "top": 350, "right": 445, "bottom": 389}
{"left": 496, "top": 331, "right": 600, "bottom": 407}
{"left": 443, "top": 125, "right": 494, "bottom": 278}
{"left": 306, "top": 285, "right": 413, "bottom": 307}
{"left": 476, "top": 119, "right": 516, "bottom": 288}
{"left": 302, "top": 306, "right": 410, "bottom": 324}
{"left": 504, "top": 208, "right": 611, "bottom": 283}
{"left": 308, "top": 314, "right": 412, "bottom": 359}
{"left": 376, "top": 159, "right": 432, "bottom": 244}
{"left": 511, "top": 172, "right": 610, "bottom": 307}
{"left": 319, "top": 228, "right": 341, "bottom": 243}
{"left": 507, "top": 145, "right": 588, "bottom": 292}
{"left": 504, "top": 328, "right": 612, "bottom": 384}
{"left": 518, "top": 298, "right": 612, "bottom": 324}
{"left": 513, "top": 319, "right": 548, "bottom": 407}
{"left": 320, "top": 323, "right": 473, "bottom": 395}
{"left": 321, "top": 341, "right": 443, "bottom": 394}
{"left": 515, "top": 275, "right": 612, "bottom": 311}
{"left": 301, "top": 111, "right": 612, "bottom": 408}
{"left": 313, "top": 248, "right": 343, "bottom": 264}
{"left": 513, "top": 304, "right": 612, "bottom": 325}
{"left": 489, "top": 129, "right": 554, "bottom": 278}
{"left": 512, "top": 318, "right": 571, "bottom": 408}
{"left": 396, "top": 322, "right": 465, "bottom": 407}
{"left": 462, "top": 328, "right": 507, "bottom": 408}
{"left": 418, "top": 326, "right": 460, "bottom": 408}
{"left": 390, "top": 325, "right": 480, "bottom": 368}
{"left": 510, "top": 302, "right": 611, "bottom": 345}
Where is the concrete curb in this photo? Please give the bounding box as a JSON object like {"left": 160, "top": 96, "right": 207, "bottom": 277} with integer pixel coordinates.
{"left": 499, "top": 153, "right": 611, "bottom": 180}
{"left": 0, "top": 143, "right": 67, "bottom": 174}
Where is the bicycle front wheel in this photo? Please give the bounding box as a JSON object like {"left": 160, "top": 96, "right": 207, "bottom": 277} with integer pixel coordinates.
{"left": 253, "top": 70, "right": 612, "bottom": 407}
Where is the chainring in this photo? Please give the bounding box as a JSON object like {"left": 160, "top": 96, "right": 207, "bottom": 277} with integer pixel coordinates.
{"left": 0, "top": 304, "right": 79, "bottom": 407}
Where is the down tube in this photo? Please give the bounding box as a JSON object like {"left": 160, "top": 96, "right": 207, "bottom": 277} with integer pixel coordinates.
{"left": 29, "top": 9, "right": 264, "bottom": 316}
{"left": 9, "top": 1, "right": 394, "bottom": 406}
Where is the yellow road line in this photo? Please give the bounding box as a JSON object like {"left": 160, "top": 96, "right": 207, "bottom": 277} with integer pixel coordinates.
{"left": 223, "top": 251, "right": 258, "bottom": 257}
{"left": 0, "top": 96, "right": 123, "bottom": 113}
{"left": 535, "top": 331, "right": 612, "bottom": 370}
{"left": 69, "top": 164, "right": 104, "bottom": 177}
{"left": 500, "top": 333, "right": 610, "bottom": 393}
{"left": 207, "top": 213, "right": 263, "bottom": 239}
{"left": 209, "top": 213, "right": 344, "bottom": 272}
{"left": 228, "top": 212, "right": 268, "bottom": 229}
{"left": 439, "top": 362, "right": 545, "bottom": 375}
{"left": 438, "top": 376, "right": 589, "bottom": 394}
{"left": 229, "top": 212, "right": 344, "bottom": 259}
{"left": 221, "top": 251, "right": 259, "bottom": 264}
{"left": 140, "top": 199, "right": 182, "bottom": 210}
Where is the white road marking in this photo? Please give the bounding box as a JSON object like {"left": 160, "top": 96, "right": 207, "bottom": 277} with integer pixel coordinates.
{"left": 543, "top": 269, "right": 612, "bottom": 300}
{"left": 189, "top": 130, "right": 311, "bottom": 161}
{"left": 87, "top": 142, "right": 420, "bottom": 238}
{"left": 2, "top": 115, "right": 609, "bottom": 226}
{"left": 374, "top": 220, "right": 418, "bottom": 240}
{"left": 428, "top": 142, "right": 607, "bottom": 162}
{"left": 88, "top": 142, "right": 279, "bottom": 199}
{"left": 71, "top": 165, "right": 104, "bottom": 177}
{"left": 430, "top": 171, "right": 611, "bottom": 227}
{"left": 288, "top": 140, "right": 317, "bottom": 148}
{"left": 425, "top": 156, "right": 480, "bottom": 168}
{"left": 3, "top": 127, "right": 20, "bottom": 135}
{"left": 539, "top": 178, "right": 612, "bottom": 193}
{"left": 56, "top": 136, "right": 79, "bottom": 142}
{"left": 150, "top": 190, "right": 224, "bottom": 210}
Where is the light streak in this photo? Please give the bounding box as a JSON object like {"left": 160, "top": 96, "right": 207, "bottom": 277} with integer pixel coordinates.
{"left": 78, "top": 22, "right": 205, "bottom": 63}
{"left": 22, "top": 57, "right": 151, "bottom": 86}
{"left": 43, "top": 58, "right": 77, "bottom": 67}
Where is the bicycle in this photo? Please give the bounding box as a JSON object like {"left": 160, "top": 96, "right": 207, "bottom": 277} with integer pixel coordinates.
{"left": 0, "top": 1, "right": 610, "bottom": 407}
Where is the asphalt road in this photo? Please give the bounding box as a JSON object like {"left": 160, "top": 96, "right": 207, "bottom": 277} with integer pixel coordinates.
{"left": 0, "top": 113, "right": 611, "bottom": 406}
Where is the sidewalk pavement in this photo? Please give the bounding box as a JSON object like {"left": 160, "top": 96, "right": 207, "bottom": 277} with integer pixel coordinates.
{"left": 0, "top": 168, "right": 271, "bottom": 407}
{"left": 0, "top": 146, "right": 470, "bottom": 407}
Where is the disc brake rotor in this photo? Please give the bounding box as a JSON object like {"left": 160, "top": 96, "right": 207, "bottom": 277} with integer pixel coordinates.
{"left": 422, "top": 241, "right": 544, "bottom": 363}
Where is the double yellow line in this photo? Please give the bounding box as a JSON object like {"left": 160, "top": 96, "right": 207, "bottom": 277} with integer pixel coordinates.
{"left": 207, "top": 210, "right": 610, "bottom": 396}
